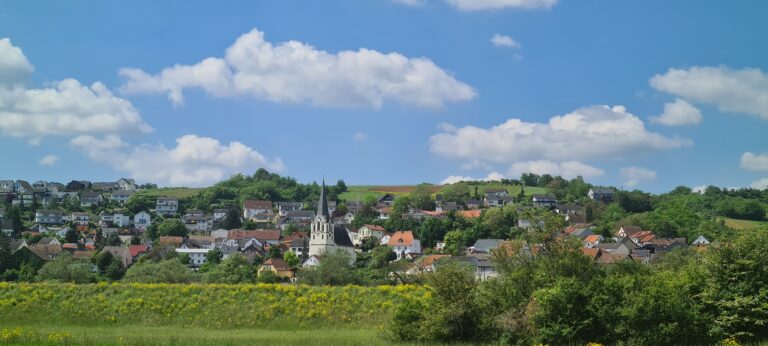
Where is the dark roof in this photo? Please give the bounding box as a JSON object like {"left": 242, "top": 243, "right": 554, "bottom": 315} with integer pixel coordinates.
{"left": 532, "top": 194, "right": 556, "bottom": 200}
{"left": 244, "top": 200, "right": 272, "bottom": 210}
{"left": 591, "top": 188, "right": 614, "bottom": 194}
{"left": 80, "top": 191, "right": 102, "bottom": 199}
{"left": 317, "top": 180, "right": 330, "bottom": 219}
{"left": 287, "top": 210, "right": 315, "bottom": 219}
{"left": 16, "top": 180, "right": 32, "bottom": 189}
{"left": 333, "top": 226, "right": 355, "bottom": 247}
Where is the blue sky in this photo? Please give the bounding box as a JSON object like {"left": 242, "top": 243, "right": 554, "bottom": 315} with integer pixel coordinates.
{"left": 1, "top": 0, "right": 767, "bottom": 192}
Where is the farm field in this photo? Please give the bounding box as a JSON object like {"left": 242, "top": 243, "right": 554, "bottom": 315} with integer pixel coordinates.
{"left": 718, "top": 217, "right": 767, "bottom": 231}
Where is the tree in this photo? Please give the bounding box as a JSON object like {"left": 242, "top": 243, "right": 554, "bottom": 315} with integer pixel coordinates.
{"left": 221, "top": 208, "right": 242, "bottom": 230}
{"left": 64, "top": 228, "right": 79, "bottom": 244}
{"left": 178, "top": 253, "right": 191, "bottom": 266}
{"left": 36, "top": 252, "right": 96, "bottom": 283}
{"left": 256, "top": 270, "right": 280, "bottom": 283}
{"left": 157, "top": 219, "right": 188, "bottom": 237}
{"left": 96, "top": 251, "right": 125, "bottom": 280}
{"left": 419, "top": 261, "right": 481, "bottom": 342}
{"left": 585, "top": 204, "right": 595, "bottom": 223}
{"left": 206, "top": 248, "right": 223, "bottom": 264}
{"left": 130, "top": 235, "right": 142, "bottom": 245}
{"left": 369, "top": 246, "right": 397, "bottom": 269}
{"left": 298, "top": 250, "right": 359, "bottom": 286}
{"left": 123, "top": 259, "right": 197, "bottom": 283}
{"left": 242, "top": 219, "right": 257, "bottom": 230}
{"left": 203, "top": 254, "right": 255, "bottom": 284}
{"left": 4, "top": 205, "right": 23, "bottom": 237}
{"left": 105, "top": 233, "right": 122, "bottom": 247}
{"left": 443, "top": 230, "right": 465, "bottom": 255}
{"left": 283, "top": 251, "right": 300, "bottom": 268}
{"left": 125, "top": 193, "right": 155, "bottom": 214}
{"left": 410, "top": 184, "right": 436, "bottom": 211}
{"left": 267, "top": 245, "right": 282, "bottom": 259}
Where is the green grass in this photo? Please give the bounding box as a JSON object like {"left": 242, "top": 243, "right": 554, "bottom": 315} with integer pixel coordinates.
{"left": 0, "top": 324, "right": 404, "bottom": 346}
{"left": 718, "top": 217, "right": 767, "bottom": 231}
{"left": 139, "top": 188, "right": 204, "bottom": 199}
{"left": 339, "top": 183, "right": 550, "bottom": 202}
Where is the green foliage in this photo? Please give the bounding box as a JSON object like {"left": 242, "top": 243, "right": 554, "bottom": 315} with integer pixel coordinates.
{"left": 36, "top": 253, "right": 97, "bottom": 284}
{"left": 298, "top": 251, "right": 360, "bottom": 286}
{"left": 125, "top": 193, "right": 155, "bottom": 214}
{"left": 442, "top": 230, "right": 464, "bottom": 255}
{"left": 409, "top": 184, "right": 436, "bottom": 211}
{"left": 220, "top": 208, "right": 242, "bottom": 230}
{"left": 256, "top": 270, "right": 281, "bottom": 283}
{"left": 206, "top": 248, "right": 223, "bottom": 264}
{"left": 156, "top": 219, "right": 188, "bottom": 237}
{"left": 368, "top": 246, "right": 396, "bottom": 269}
{"left": 283, "top": 251, "right": 300, "bottom": 268}
{"left": 202, "top": 254, "right": 255, "bottom": 284}
{"left": 123, "top": 259, "right": 197, "bottom": 283}
{"left": 419, "top": 262, "right": 481, "bottom": 342}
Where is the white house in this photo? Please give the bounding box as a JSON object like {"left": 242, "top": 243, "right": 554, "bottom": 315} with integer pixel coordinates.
{"left": 356, "top": 224, "right": 388, "bottom": 246}
{"left": 156, "top": 197, "right": 178, "bottom": 216}
{"left": 175, "top": 248, "right": 212, "bottom": 267}
{"left": 243, "top": 200, "right": 273, "bottom": 220}
{"left": 110, "top": 190, "right": 134, "bottom": 204}
{"left": 387, "top": 231, "right": 421, "bottom": 260}
{"left": 133, "top": 211, "right": 152, "bottom": 231}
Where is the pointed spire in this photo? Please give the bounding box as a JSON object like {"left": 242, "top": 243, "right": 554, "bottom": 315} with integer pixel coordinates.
{"left": 317, "top": 178, "right": 330, "bottom": 219}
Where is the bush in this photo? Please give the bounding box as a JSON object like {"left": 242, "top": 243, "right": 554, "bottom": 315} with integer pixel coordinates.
{"left": 123, "top": 259, "right": 197, "bottom": 283}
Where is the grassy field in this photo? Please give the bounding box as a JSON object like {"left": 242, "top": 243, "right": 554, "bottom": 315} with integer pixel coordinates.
{"left": 0, "top": 325, "right": 401, "bottom": 346}
{"left": 718, "top": 217, "right": 767, "bottom": 230}
{"left": 0, "top": 283, "right": 432, "bottom": 345}
{"left": 139, "top": 188, "right": 204, "bottom": 199}
{"left": 339, "top": 184, "right": 549, "bottom": 202}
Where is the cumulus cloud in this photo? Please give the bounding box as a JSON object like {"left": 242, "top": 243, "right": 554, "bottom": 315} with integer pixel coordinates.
{"left": 650, "top": 66, "right": 768, "bottom": 120}
{"left": 430, "top": 105, "right": 691, "bottom": 168}
{"left": 0, "top": 39, "right": 151, "bottom": 139}
{"left": 440, "top": 171, "right": 504, "bottom": 185}
{"left": 446, "top": 0, "right": 556, "bottom": 11}
{"left": 491, "top": 34, "right": 521, "bottom": 49}
{"left": 650, "top": 98, "right": 702, "bottom": 126}
{"left": 741, "top": 152, "right": 768, "bottom": 171}
{"left": 0, "top": 38, "right": 33, "bottom": 85}
{"left": 620, "top": 166, "right": 657, "bottom": 187}
{"left": 507, "top": 160, "right": 605, "bottom": 179}
{"left": 692, "top": 185, "right": 707, "bottom": 194}
{"left": 71, "top": 134, "right": 285, "bottom": 187}
{"left": 38, "top": 155, "right": 59, "bottom": 166}
{"left": 119, "top": 28, "right": 476, "bottom": 109}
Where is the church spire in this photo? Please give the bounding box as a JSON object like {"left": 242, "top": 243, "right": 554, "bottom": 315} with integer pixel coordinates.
{"left": 317, "top": 179, "right": 330, "bottom": 220}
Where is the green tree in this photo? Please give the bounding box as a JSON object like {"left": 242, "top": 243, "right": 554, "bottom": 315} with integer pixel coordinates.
{"left": 410, "top": 184, "right": 436, "bottom": 210}
{"left": 206, "top": 248, "right": 223, "bottom": 264}
{"left": 369, "top": 246, "right": 396, "bottom": 269}
{"left": 123, "top": 259, "right": 196, "bottom": 283}
{"left": 64, "top": 228, "right": 79, "bottom": 244}
{"left": 298, "top": 250, "right": 359, "bottom": 286}
{"left": 267, "top": 245, "right": 282, "bottom": 259}
{"left": 157, "top": 219, "right": 188, "bottom": 237}
{"left": 420, "top": 261, "right": 480, "bottom": 342}
{"left": 125, "top": 193, "right": 155, "bottom": 214}
{"left": 443, "top": 230, "right": 465, "bottom": 255}
{"left": 283, "top": 251, "right": 300, "bottom": 268}
{"left": 202, "top": 253, "right": 255, "bottom": 284}
{"left": 36, "top": 252, "right": 96, "bottom": 283}
{"left": 221, "top": 208, "right": 242, "bottom": 230}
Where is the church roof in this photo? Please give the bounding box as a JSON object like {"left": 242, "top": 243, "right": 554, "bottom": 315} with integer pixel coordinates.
{"left": 333, "top": 226, "right": 355, "bottom": 248}
{"left": 317, "top": 180, "right": 331, "bottom": 220}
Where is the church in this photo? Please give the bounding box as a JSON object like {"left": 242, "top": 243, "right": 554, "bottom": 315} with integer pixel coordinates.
{"left": 308, "top": 180, "right": 357, "bottom": 263}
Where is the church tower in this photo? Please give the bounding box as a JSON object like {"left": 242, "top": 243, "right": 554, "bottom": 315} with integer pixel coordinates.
{"left": 308, "top": 180, "right": 335, "bottom": 256}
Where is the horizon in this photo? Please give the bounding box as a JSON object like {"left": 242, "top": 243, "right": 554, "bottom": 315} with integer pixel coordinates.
{"left": 2, "top": 1, "right": 768, "bottom": 193}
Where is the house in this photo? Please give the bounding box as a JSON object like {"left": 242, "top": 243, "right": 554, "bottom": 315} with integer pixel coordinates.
{"left": 156, "top": 197, "right": 179, "bottom": 216}
{"left": 14, "top": 180, "right": 32, "bottom": 193}
{"left": 333, "top": 212, "right": 355, "bottom": 226}
{"left": 378, "top": 194, "right": 396, "bottom": 207}
{"left": 133, "top": 211, "right": 152, "bottom": 231}
{"left": 175, "top": 248, "right": 212, "bottom": 267}
{"left": 581, "top": 247, "right": 603, "bottom": 261}
{"left": 117, "top": 178, "right": 137, "bottom": 191}
{"left": 213, "top": 209, "right": 229, "bottom": 221}
{"left": 357, "top": 224, "right": 388, "bottom": 246}
{"left": 91, "top": 182, "right": 117, "bottom": 191}
{"left": 288, "top": 237, "right": 308, "bottom": 257}
{"left": 378, "top": 207, "right": 391, "bottom": 220}
{"left": 182, "top": 211, "right": 213, "bottom": 233}
{"left": 588, "top": 188, "right": 614, "bottom": 204}
{"left": 532, "top": 195, "right": 557, "bottom": 208}
{"left": 553, "top": 204, "right": 583, "bottom": 215}
{"left": 616, "top": 225, "right": 643, "bottom": 238}
{"left": 302, "top": 254, "right": 322, "bottom": 268}
{"left": 47, "top": 182, "right": 65, "bottom": 193}
{"left": 692, "top": 235, "right": 710, "bottom": 247}
{"left": 128, "top": 243, "right": 151, "bottom": 260}
{"left": 80, "top": 191, "right": 103, "bottom": 207}
{"left": 34, "top": 210, "right": 65, "bottom": 225}
{"left": 0, "top": 180, "right": 14, "bottom": 192}
{"left": 259, "top": 258, "right": 295, "bottom": 279}
{"left": 387, "top": 231, "right": 421, "bottom": 260}
{"left": 102, "top": 246, "right": 133, "bottom": 267}
{"left": 38, "top": 237, "right": 61, "bottom": 246}
{"left": 584, "top": 234, "right": 604, "bottom": 248}
{"left": 32, "top": 181, "right": 47, "bottom": 189}
{"left": 110, "top": 190, "right": 134, "bottom": 204}
{"left": 596, "top": 253, "right": 631, "bottom": 265}
{"left": 466, "top": 199, "right": 482, "bottom": 210}
{"left": 629, "top": 231, "right": 657, "bottom": 246}
{"left": 159, "top": 236, "right": 185, "bottom": 248}
{"left": 308, "top": 181, "right": 357, "bottom": 263}
{"left": 436, "top": 201, "right": 458, "bottom": 212}
{"left": 277, "top": 202, "right": 303, "bottom": 216}
{"left": 72, "top": 212, "right": 90, "bottom": 230}
{"left": 408, "top": 254, "right": 451, "bottom": 275}
{"left": 468, "top": 239, "right": 503, "bottom": 254}
{"left": 484, "top": 189, "right": 511, "bottom": 208}
{"left": 26, "top": 243, "right": 63, "bottom": 261}
{"left": 566, "top": 214, "right": 587, "bottom": 224}
{"left": 451, "top": 255, "right": 498, "bottom": 281}
{"left": 243, "top": 200, "right": 273, "bottom": 220}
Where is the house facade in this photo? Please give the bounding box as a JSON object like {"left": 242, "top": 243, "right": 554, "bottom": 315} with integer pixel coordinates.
{"left": 156, "top": 197, "right": 179, "bottom": 216}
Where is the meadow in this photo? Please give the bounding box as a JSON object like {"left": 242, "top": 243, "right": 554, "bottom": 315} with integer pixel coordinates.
{"left": 338, "top": 184, "right": 549, "bottom": 202}
{"left": 0, "top": 283, "right": 430, "bottom": 345}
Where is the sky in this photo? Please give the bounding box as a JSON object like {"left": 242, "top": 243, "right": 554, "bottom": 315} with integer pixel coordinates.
{"left": 1, "top": 0, "right": 767, "bottom": 192}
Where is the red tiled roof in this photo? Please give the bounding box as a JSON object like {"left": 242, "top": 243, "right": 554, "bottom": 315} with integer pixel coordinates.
{"left": 584, "top": 235, "right": 601, "bottom": 243}
{"left": 459, "top": 210, "right": 482, "bottom": 218}
{"left": 263, "top": 258, "right": 290, "bottom": 271}
{"left": 159, "top": 236, "right": 184, "bottom": 245}
{"left": 363, "top": 224, "right": 386, "bottom": 232}
{"left": 227, "top": 229, "right": 281, "bottom": 241}
{"left": 581, "top": 247, "right": 602, "bottom": 259}
{"left": 387, "top": 231, "right": 415, "bottom": 247}
{"left": 417, "top": 254, "right": 450, "bottom": 268}
{"left": 129, "top": 244, "right": 150, "bottom": 258}
{"left": 244, "top": 200, "right": 272, "bottom": 210}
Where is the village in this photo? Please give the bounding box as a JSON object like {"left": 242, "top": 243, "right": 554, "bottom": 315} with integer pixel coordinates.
{"left": 0, "top": 175, "right": 712, "bottom": 283}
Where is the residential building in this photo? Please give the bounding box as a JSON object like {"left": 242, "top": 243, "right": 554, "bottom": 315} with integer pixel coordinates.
{"left": 357, "top": 224, "right": 388, "bottom": 246}
{"left": 243, "top": 200, "right": 273, "bottom": 220}
{"left": 378, "top": 194, "right": 395, "bottom": 207}
{"left": 588, "top": 188, "right": 615, "bottom": 204}
{"left": 0, "top": 180, "right": 14, "bottom": 192}
{"left": 278, "top": 202, "right": 303, "bottom": 216}
{"left": 485, "top": 189, "right": 512, "bottom": 208}
{"left": 35, "top": 210, "right": 65, "bottom": 225}
{"left": 133, "top": 211, "right": 152, "bottom": 230}
{"left": 102, "top": 246, "right": 133, "bottom": 267}
{"left": 468, "top": 239, "right": 502, "bottom": 254}
{"left": 532, "top": 194, "right": 557, "bottom": 208}
{"left": 156, "top": 197, "right": 179, "bottom": 216}
{"left": 110, "top": 190, "right": 134, "bottom": 204}
{"left": 387, "top": 231, "right": 421, "bottom": 260}
{"left": 175, "top": 248, "right": 212, "bottom": 267}
{"left": 259, "top": 258, "right": 294, "bottom": 279}
{"left": 117, "top": 178, "right": 137, "bottom": 191}
{"left": 80, "top": 191, "right": 103, "bottom": 207}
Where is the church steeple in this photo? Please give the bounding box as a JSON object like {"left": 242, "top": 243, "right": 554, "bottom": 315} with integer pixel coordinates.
{"left": 317, "top": 179, "right": 330, "bottom": 220}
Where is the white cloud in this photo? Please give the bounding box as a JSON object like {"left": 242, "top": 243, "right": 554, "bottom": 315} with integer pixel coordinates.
{"left": 440, "top": 171, "right": 504, "bottom": 185}
{"left": 741, "top": 152, "right": 768, "bottom": 171}
{"left": 751, "top": 178, "right": 768, "bottom": 190}
{"left": 0, "top": 38, "right": 33, "bottom": 85}
{"left": 620, "top": 166, "right": 657, "bottom": 187}
{"left": 71, "top": 134, "right": 285, "bottom": 187}
{"left": 692, "top": 185, "right": 707, "bottom": 194}
{"left": 491, "top": 34, "right": 521, "bottom": 49}
{"left": 650, "top": 98, "right": 702, "bottom": 126}
{"left": 650, "top": 66, "right": 768, "bottom": 120}
{"left": 446, "top": 0, "right": 556, "bottom": 11}
{"left": 0, "top": 39, "right": 152, "bottom": 139}
{"left": 430, "top": 105, "right": 691, "bottom": 167}
{"left": 507, "top": 160, "right": 605, "bottom": 179}
{"left": 119, "top": 28, "right": 476, "bottom": 109}
{"left": 352, "top": 132, "right": 367, "bottom": 141}
{"left": 38, "top": 155, "right": 59, "bottom": 166}
{"left": 392, "top": 0, "right": 426, "bottom": 6}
